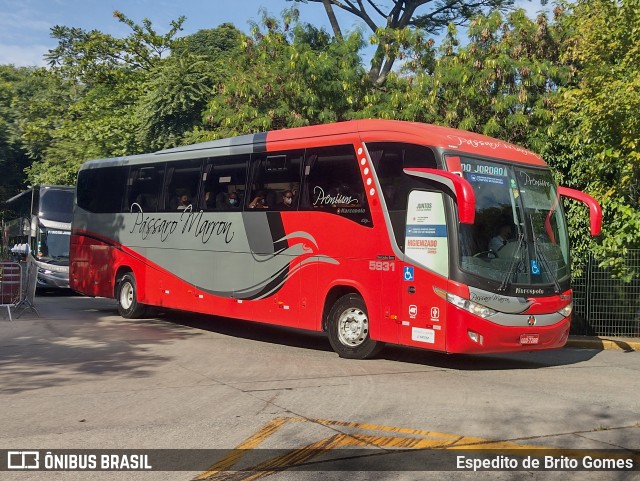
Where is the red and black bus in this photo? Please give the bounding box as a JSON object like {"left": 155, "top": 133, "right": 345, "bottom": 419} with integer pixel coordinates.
{"left": 70, "top": 120, "right": 601, "bottom": 358}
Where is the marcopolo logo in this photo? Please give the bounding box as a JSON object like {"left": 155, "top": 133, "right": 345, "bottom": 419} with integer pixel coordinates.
{"left": 8, "top": 451, "right": 39, "bottom": 469}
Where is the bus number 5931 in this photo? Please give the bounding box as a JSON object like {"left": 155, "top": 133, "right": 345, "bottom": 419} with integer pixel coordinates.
{"left": 369, "top": 261, "right": 396, "bottom": 272}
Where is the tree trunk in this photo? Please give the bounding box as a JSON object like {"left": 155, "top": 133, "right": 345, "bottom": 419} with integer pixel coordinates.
{"left": 322, "top": 0, "right": 343, "bottom": 40}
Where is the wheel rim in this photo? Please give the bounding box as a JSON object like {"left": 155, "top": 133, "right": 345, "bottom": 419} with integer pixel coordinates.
{"left": 337, "top": 307, "right": 369, "bottom": 347}
{"left": 120, "top": 282, "right": 134, "bottom": 310}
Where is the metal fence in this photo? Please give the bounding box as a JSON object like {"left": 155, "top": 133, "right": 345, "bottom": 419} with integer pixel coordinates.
{"left": 571, "top": 250, "right": 640, "bottom": 337}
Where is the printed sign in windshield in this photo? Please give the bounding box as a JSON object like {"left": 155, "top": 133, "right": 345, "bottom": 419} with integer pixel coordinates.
{"left": 516, "top": 170, "right": 555, "bottom": 210}
{"left": 405, "top": 191, "right": 449, "bottom": 277}
{"left": 461, "top": 162, "right": 508, "bottom": 177}
{"left": 462, "top": 162, "right": 508, "bottom": 186}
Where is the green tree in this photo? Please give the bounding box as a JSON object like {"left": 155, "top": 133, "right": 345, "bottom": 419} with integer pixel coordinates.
{"left": 0, "top": 66, "right": 33, "bottom": 216}
{"left": 23, "top": 76, "right": 145, "bottom": 185}
{"left": 45, "top": 11, "right": 185, "bottom": 82}
{"left": 431, "top": 8, "right": 568, "bottom": 150}
{"left": 172, "top": 23, "right": 242, "bottom": 59}
{"left": 357, "top": 8, "right": 569, "bottom": 152}
{"left": 23, "top": 11, "right": 186, "bottom": 185}
{"left": 545, "top": 0, "right": 640, "bottom": 280}
{"left": 198, "top": 9, "right": 367, "bottom": 140}
{"left": 292, "top": 0, "right": 516, "bottom": 86}
{"left": 136, "top": 24, "right": 242, "bottom": 150}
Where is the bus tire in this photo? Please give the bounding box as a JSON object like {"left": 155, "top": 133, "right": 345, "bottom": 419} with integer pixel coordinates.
{"left": 327, "top": 293, "right": 383, "bottom": 359}
{"left": 117, "top": 273, "right": 147, "bottom": 319}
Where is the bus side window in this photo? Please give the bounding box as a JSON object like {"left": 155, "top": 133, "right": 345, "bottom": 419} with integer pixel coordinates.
{"left": 126, "top": 164, "right": 165, "bottom": 212}
{"left": 202, "top": 154, "right": 249, "bottom": 211}
{"left": 302, "top": 145, "right": 372, "bottom": 226}
{"left": 248, "top": 150, "right": 303, "bottom": 210}
{"left": 365, "top": 142, "right": 438, "bottom": 247}
{"left": 367, "top": 142, "right": 438, "bottom": 210}
{"left": 161, "top": 159, "right": 203, "bottom": 212}
{"left": 77, "top": 166, "right": 128, "bottom": 213}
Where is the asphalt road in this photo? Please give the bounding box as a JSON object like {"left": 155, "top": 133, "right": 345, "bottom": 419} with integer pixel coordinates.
{"left": 0, "top": 294, "right": 638, "bottom": 481}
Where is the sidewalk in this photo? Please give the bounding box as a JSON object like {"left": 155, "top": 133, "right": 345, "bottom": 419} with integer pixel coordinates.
{"left": 566, "top": 335, "right": 640, "bottom": 352}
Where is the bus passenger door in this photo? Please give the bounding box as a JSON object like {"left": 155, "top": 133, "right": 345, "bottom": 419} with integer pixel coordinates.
{"left": 400, "top": 190, "right": 449, "bottom": 352}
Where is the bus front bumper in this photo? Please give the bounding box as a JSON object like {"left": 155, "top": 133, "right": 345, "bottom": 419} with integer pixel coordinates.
{"left": 37, "top": 269, "right": 70, "bottom": 289}
{"left": 445, "top": 307, "right": 571, "bottom": 354}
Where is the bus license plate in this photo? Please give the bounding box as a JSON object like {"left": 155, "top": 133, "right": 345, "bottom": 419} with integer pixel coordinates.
{"left": 520, "top": 334, "right": 539, "bottom": 345}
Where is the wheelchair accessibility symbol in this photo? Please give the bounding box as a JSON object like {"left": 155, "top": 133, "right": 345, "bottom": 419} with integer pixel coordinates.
{"left": 404, "top": 266, "right": 415, "bottom": 281}
{"left": 531, "top": 260, "right": 541, "bottom": 275}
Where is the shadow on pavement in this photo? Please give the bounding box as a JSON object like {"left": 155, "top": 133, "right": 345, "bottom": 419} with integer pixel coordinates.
{"left": 0, "top": 294, "right": 605, "bottom": 397}
{"left": 156, "top": 308, "right": 601, "bottom": 371}
{"left": 0, "top": 296, "right": 201, "bottom": 394}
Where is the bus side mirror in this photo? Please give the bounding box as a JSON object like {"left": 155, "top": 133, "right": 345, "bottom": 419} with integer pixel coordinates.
{"left": 558, "top": 186, "right": 602, "bottom": 236}
{"left": 403, "top": 168, "right": 476, "bottom": 224}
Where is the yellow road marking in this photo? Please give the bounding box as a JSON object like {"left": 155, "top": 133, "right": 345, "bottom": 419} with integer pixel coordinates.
{"left": 194, "top": 417, "right": 303, "bottom": 480}
{"left": 195, "top": 417, "right": 639, "bottom": 481}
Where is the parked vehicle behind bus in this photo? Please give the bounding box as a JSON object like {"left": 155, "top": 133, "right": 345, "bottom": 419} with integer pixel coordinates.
{"left": 70, "top": 120, "right": 601, "bottom": 358}
{"left": 4, "top": 185, "right": 74, "bottom": 290}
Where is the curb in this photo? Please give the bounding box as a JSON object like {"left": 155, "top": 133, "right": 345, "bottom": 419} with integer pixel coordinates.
{"left": 566, "top": 336, "right": 640, "bottom": 352}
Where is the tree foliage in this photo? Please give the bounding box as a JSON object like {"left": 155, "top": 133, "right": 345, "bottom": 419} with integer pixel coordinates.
{"left": 198, "top": 9, "right": 367, "bottom": 140}
{"left": 136, "top": 24, "right": 242, "bottom": 150}
{"left": 544, "top": 0, "right": 640, "bottom": 280}
{"left": 430, "top": 8, "right": 568, "bottom": 150}
{"left": 356, "top": 7, "right": 569, "bottom": 152}
{"left": 0, "top": 66, "right": 33, "bottom": 213}
{"left": 45, "top": 11, "right": 185, "bottom": 82}
{"left": 20, "top": 12, "right": 192, "bottom": 185}
{"left": 172, "top": 23, "right": 242, "bottom": 59}
{"left": 292, "top": 0, "right": 515, "bottom": 86}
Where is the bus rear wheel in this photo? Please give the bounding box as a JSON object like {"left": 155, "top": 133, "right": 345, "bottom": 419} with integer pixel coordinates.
{"left": 327, "top": 294, "right": 383, "bottom": 359}
{"left": 117, "top": 273, "right": 148, "bottom": 319}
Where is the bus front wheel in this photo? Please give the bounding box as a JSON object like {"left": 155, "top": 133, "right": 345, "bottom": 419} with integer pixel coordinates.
{"left": 327, "top": 294, "right": 383, "bottom": 359}
{"left": 117, "top": 273, "right": 147, "bottom": 319}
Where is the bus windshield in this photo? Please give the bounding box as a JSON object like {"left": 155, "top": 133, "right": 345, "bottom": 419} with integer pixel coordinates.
{"left": 39, "top": 188, "right": 74, "bottom": 223}
{"left": 38, "top": 227, "right": 71, "bottom": 262}
{"left": 457, "top": 156, "right": 570, "bottom": 287}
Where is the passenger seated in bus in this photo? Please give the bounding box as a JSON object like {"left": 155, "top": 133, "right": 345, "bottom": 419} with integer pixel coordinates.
{"left": 489, "top": 224, "right": 513, "bottom": 254}
{"left": 211, "top": 191, "right": 240, "bottom": 210}
{"left": 276, "top": 190, "right": 294, "bottom": 209}
{"left": 227, "top": 191, "right": 240, "bottom": 208}
{"left": 248, "top": 192, "right": 268, "bottom": 209}
{"left": 177, "top": 194, "right": 191, "bottom": 210}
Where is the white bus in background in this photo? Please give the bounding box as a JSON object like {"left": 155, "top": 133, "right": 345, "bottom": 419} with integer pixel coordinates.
{"left": 4, "top": 185, "right": 74, "bottom": 290}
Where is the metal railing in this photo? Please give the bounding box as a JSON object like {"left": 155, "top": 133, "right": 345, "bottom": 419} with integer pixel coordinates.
{"left": 1, "top": 261, "right": 22, "bottom": 321}
{"left": 571, "top": 250, "right": 640, "bottom": 337}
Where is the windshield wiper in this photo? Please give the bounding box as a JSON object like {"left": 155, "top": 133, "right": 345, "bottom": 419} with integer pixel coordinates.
{"left": 498, "top": 233, "right": 526, "bottom": 292}
{"left": 531, "top": 232, "right": 561, "bottom": 294}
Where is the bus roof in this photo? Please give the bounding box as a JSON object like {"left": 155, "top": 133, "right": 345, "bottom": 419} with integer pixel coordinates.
{"left": 79, "top": 120, "right": 546, "bottom": 169}
{"left": 4, "top": 185, "right": 74, "bottom": 205}
{"left": 265, "top": 120, "right": 546, "bottom": 166}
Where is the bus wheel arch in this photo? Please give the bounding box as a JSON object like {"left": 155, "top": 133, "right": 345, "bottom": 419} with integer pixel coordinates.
{"left": 114, "top": 266, "right": 133, "bottom": 298}
{"left": 115, "top": 269, "right": 147, "bottom": 319}
{"left": 324, "top": 288, "right": 384, "bottom": 359}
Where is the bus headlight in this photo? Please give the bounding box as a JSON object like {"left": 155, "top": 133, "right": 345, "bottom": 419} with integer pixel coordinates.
{"left": 558, "top": 302, "right": 573, "bottom": 317}
{"left": 446, "top": 293, "right": 497, "bottom": 319}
